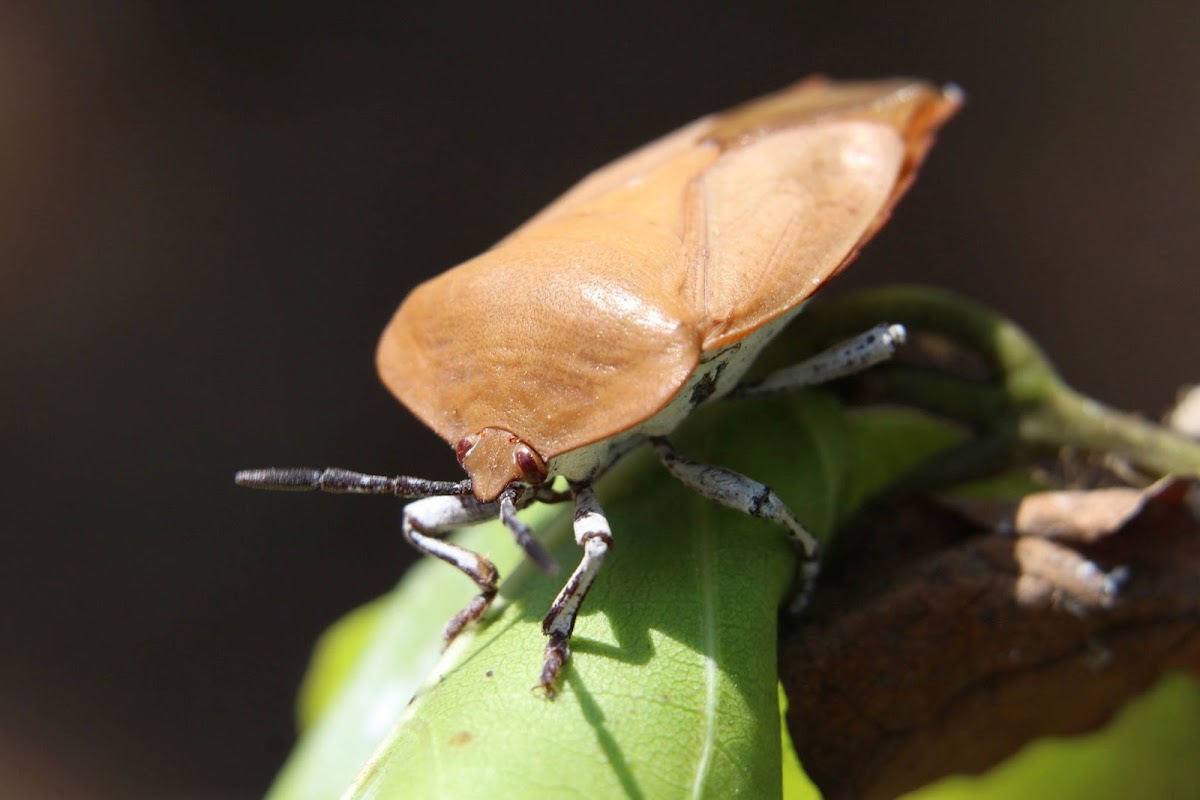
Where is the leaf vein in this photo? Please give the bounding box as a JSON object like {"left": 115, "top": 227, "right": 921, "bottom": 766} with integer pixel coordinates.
{"left": 689, "top": 495, "right": 719, "bottom": 799}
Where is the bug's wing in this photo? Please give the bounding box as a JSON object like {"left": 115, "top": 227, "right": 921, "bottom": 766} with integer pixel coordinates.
{"left": 505, "top": 79, "right": 958, "bottom": 351}
{"left": 507, "top": 77, "right": 921, "bottom": 238}
{"left": 687, "top": 79, "right": 960, "bottom": 349}
{"left": 377, "top": 122, "right": 721, "bottom": 480}
{"left": 377, "top": 228, "right": 702, "bottom": 472}
{"left": 502, "top": 115, "right": 716, "bottom": 240}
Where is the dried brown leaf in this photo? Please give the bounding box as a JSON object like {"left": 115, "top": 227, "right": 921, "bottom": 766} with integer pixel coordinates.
{"left": 781, "top": 478, "right": 1200, "bottom": 800}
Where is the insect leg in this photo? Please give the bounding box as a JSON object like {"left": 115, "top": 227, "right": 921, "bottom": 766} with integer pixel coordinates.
{"left": 651, "top": 437, "right": 820, "bottom": 613}
{"left": 735, "top": 322, "right": 906, "bottom": 396}
{"left": 403, "top": 494, "right": 506, "bottom": 643}
{"left": 539, "top": 484, "right": 612, "bottom": 695}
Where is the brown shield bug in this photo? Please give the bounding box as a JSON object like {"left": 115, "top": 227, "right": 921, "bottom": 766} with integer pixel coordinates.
{"left": 238, "top": 77, "right": 960, "bottom": 695}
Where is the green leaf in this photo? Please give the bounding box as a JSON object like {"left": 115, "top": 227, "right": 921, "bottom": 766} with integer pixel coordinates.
{"left": 296, "top": 595, "right": 385, "bottom": 730}
{"left": 839, "top": 406, "right": 966, "bottom": 518}
{"left": 269, "top": 508, "right": 562, "bottom": 800}
{"left": 341, "top": 396, "right": 833, "bottom": 800}
{"left": 269, "top": 393, "right": 969, "bottom": 800}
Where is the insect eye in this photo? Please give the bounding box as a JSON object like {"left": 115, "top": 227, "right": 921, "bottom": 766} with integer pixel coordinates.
{"left": 514, "top": 445, "right": 548, "bottom": 484}
{"left": 455, "top": 435, "right": 479, "bottom": 464}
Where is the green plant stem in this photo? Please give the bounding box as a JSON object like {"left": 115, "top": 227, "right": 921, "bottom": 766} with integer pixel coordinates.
{"left": 1025, "top": 385, "right": 1200, "bottom": 477}
{"left": 789, "top": 285, "right": 1200, "bottom": 478}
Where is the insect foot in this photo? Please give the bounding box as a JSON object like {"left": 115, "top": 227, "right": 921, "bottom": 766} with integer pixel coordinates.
{"left": 538, "top": 633, "right": 570, "bottom": 698}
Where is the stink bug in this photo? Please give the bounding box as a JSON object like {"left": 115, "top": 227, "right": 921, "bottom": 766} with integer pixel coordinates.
{"left": 238, "top": 77, "right": 961, "bottom": 695}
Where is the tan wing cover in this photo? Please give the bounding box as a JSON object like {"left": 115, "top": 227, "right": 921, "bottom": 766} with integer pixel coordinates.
{"left": 378, "top": 77, "right": 960, "bottom": 484}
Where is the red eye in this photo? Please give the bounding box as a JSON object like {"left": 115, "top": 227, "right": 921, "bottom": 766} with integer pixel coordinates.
{"left": 455, "top": 437, "right": 476, "bottom": 463}
{"left": 515, "top": 447, "right": 547, "bottom": 483}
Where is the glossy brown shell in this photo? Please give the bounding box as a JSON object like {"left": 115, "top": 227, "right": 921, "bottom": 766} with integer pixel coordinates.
{"left": 378, "top": 77, "right": 960, "bottom": 498}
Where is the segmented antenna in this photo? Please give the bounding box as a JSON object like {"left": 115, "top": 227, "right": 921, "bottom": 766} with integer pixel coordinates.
{"left": 500, "top": 485, "right": 558, "bottom": 574}
{"left": 234, "top": 467, "right": 472, "bottom": 498}
{"left": 236, "top": 467, "right": 560, "bottom": 574}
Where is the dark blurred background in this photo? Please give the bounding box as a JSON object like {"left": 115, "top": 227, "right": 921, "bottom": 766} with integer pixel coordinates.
{"left": 2, "top": 2, "right": 1196, "bottom": 797}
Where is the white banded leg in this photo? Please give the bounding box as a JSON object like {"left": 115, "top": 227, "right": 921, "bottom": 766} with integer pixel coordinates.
{"left": 736, "top": 322, "right": 906, "bottom": 396}
{"left": 539, "top": 484, "right": 613, "bottom": 694}
{"left": 651, "top": 437, "right": 820, "bottom": 614}
{"left": 403, "top": 494, "right": 506, "bottom": 643}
